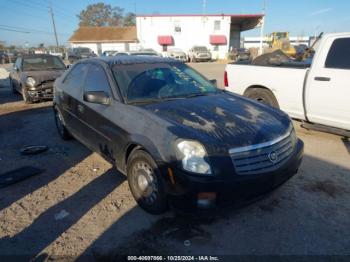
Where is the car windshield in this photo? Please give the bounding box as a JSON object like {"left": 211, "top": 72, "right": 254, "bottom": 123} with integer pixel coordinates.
{"left": 112, "top": 62, "right": 218, "bottom": 103}
{"left": 193, "top": 46, "right": 208, "bottom": 52}
{"left": 23, "top": 56, "right": 66, "bottom": 71}
{"left": 75, "top": 48, "right": 91, "bottom": 54}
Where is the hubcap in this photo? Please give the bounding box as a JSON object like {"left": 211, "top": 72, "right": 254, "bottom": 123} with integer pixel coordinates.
{"left": 133, "top": 161, "right": 158, "bottom": 204}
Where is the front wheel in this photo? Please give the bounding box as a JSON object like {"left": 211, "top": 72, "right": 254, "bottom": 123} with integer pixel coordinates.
{"left": 127, "top": 150, "right": 168, "bottom": 214}
{"left": 54, "top": 107, "right": 71, "bottom": 140}
{"left": 9, "top": 78, "right": 17, "bottom": 94}
{"left": 21, "top": 86, "right": 33, "bottom": 104}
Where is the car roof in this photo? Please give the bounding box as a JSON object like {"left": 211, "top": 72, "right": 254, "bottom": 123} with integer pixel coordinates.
{"left": 19, "top": 54, "right": 56, "bottom": 59}
{"left": 83, "top": 56, "right": 179, "bottom": 66}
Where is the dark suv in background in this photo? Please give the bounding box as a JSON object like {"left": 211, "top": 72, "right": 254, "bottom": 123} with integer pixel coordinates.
{"left": 68, "top": 47, "right": 97, "bottom": 64}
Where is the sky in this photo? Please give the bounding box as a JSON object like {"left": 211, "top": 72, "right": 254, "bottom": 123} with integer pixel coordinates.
{"left": 0, "top": 0, "right": 349, "bottom": 47}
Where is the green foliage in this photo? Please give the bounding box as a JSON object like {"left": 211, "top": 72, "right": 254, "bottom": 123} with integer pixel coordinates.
{"left": 77, "top": 2, "right": 125, "bottom": 27}
{"left": 123, "top": 12, "right": 136, "bottom": 27}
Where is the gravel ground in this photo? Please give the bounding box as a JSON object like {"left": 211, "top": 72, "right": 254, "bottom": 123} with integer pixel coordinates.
{"left": 0, "top": 63, "right": 349, "bottom": 261}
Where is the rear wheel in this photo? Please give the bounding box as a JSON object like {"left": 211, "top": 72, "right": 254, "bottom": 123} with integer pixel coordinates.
{"left": 127, "top": 150, "right": 168, "bottom": 214}
{"left": 54, "top": 107, "right": 71, "bottom": 140}
{"left": 244, "top": 88, "right": 279, "bottom": 109}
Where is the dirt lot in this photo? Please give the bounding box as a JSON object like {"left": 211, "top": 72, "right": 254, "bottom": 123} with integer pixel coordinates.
{"left": 0, "top": 63, "right": 350, "bottom": 260}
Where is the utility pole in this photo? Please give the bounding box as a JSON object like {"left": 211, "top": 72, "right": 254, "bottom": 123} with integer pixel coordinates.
{"left": 49, "top": 6, "right": 59, "bottom": 47}
{"left": 202, "top": 0, "right": 207, "bottom": 16}
{"left": 259, "top": 0, "right": 266, "bottom": 55}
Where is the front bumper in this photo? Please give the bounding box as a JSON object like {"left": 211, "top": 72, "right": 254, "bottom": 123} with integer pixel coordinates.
{"left": 166, "top": 139, "right": 304, "bottom": 211}
{"left": 27, "top": 86, "right": 53, "bottom": 101}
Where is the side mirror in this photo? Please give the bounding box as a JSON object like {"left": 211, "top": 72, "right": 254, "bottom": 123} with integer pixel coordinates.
{"left": 83, "top": 91, "right": 110, "bottom": 105}
{"left": 209, "top": 79, "right": 217, "bottom": 87}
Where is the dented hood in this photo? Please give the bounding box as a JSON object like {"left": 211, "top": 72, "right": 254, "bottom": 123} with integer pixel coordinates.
{"left": 142, "top": 93, "right": 291, "bottom": 148}
{"left": 22, "top": 70, "right": 65, "bottom": 86}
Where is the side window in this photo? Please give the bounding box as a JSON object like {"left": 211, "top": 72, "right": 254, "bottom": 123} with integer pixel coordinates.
{"left": 84, "top": 64, "right": 111, "bottom": 94}
{"left": 63, "top": 63, "right": 90, "bottom": 90}
{"left": 325, "top": 38, "right": 350, "bottom": 69}
{"left": 214, "top": 20, "right": 221, "bottom": 31}
{"left": 15, "top": 58, "right": 22, "bottom": 70}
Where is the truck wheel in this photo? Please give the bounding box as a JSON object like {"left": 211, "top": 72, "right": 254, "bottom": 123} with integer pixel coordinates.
{"left": 54, "top": 106, "right": 71, "bottom": 140}
{"left": 245, "top": 88, "right": 279, "bottom": 109}
{"left": 127, "top": 150, "right": 168, "bottom": 214}
{"left": 21, "top": 86, "right": 33, "bottom": 104}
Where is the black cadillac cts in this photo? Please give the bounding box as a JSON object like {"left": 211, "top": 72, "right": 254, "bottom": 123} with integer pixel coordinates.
{"left": 53, "top": 56, "right": 304, "bottom": 214}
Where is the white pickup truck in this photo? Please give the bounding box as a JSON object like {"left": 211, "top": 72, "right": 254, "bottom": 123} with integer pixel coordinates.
{"left": 225, "top": 33, "right": 350, "bottom": 135}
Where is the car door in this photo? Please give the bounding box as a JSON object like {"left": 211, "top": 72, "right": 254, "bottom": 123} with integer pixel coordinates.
{"left": 59, "top": 63, "right": 90, "bottom": 140}
{"left": 306, "top": 36, "right": 350, "bottom": 130}
{"left": 78, "top": 63, "right": 116, "bottom": 160}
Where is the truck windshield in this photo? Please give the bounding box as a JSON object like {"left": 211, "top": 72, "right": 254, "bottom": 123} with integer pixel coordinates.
{"left": 112, "top": 62, "right": 218, "bottom": 103}
{"left": 23, "top": 56, "right": 66, "bottom": 71}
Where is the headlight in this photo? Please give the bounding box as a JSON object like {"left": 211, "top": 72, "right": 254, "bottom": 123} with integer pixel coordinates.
{"left": 176, "top": 140, "right": 212, "bottom": 175}
{"left": 290, "top": 127, "right": 297, "bottom": 148}
{"left": 26, "top": 77, "right": 36, "bottom": 87}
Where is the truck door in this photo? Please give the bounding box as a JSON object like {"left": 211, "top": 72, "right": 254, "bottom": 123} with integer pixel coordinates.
{"left": 306, "top": 36, "right": 350, "bottom": 130}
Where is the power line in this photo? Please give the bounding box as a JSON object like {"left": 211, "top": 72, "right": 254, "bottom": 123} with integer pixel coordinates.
{"left": 0, "top": 24, "right": 70, "bottom": 36}
{"left": 0, "top": 27, "right": 30, "bottom": 33}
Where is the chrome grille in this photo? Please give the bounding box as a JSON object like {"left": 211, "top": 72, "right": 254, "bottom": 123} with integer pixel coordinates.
{"left": 229, "top": 132, "right": 294, "bottom": 175}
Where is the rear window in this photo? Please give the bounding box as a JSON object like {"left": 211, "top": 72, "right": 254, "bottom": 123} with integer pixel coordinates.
{"left": 325, "top": 38, "right": 350, "bottom": 69}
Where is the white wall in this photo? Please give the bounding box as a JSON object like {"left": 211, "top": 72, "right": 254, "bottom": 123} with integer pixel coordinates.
{"left": 136, "top": 16, "right": 232, "bottom": 59}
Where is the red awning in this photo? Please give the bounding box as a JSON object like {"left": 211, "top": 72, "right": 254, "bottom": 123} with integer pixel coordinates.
{"left": 158, "top": 35, "right": 173, "bottom": 45}
{"left": 210, "top": 35, "right": 227, "bottom": 45}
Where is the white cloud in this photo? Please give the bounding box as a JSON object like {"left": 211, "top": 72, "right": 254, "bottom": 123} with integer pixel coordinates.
{"left": 310, "top": 8, "right": 333, "bottom": 16}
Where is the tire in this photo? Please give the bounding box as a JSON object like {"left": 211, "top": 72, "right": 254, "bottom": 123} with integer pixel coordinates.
{"left": 54, "top": 106, "right": 71, "bottom": 140}
{"left": 244, "top": 88, "right": 279, "bottom": 109}
{"left": 9, "top": 78, "right": 17, "bottom": 94}
{"left": 21, "top": 86, "right": 33, "bottom": 104}
{"left": 127, "top": 150, "right": 168, "bottom": 214}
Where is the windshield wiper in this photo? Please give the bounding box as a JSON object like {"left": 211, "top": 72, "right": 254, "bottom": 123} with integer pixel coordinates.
{"left": 184, "top": 93, "right": 210, "bottom": 98}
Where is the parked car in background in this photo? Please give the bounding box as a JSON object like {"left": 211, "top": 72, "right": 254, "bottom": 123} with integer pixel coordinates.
{"left": 9, "top": 54, "right": 67, "bottom": 103}
{"left": 167, "top": 48, "right": 187, "bottom": 62}
{"left": 188, "top": 46, "right": 211, "bottom": 62}
{"left": 102, "top": 50, "right": 116, "bottom": 57}
{"left": 0, "top": 51, "right": 10, "bottom": 64}
{"left": 68, "top": 47, "right": 96, "bottom": 64}
{"left": 225, "top": 33, "right": 350, "bottom": 136}
{"left": 53, "top": 56, "right": 304, "bottom": 214}
{"left": 113, "top": 50, "right": 161, "bottom": 57}
{"left": 230, "top": 48, "right": 251, "bottom": 61}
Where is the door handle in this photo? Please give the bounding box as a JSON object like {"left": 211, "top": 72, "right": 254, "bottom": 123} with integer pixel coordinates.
{"left": 77, "top": 105, "right": 84, "bottom": 113}
{"left": 314, "top": 77, "right": 331, "bottom": 82}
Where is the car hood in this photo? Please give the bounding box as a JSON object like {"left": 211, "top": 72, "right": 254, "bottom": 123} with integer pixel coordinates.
{"left": 141, "top": 93, "right": 291, "bottom": 149}
{"left": 22, "top": 70, "right": 65, "bottom": 85}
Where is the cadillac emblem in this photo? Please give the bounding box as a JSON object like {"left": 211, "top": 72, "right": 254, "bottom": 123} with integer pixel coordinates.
{"left": 268, "top": 151, "right": 278, "bottom": 163}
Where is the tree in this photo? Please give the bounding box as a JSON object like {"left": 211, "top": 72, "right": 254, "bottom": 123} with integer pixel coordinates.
{"left": 123, "top": 12, "right": 136, "bottom": 27}
{"left": 38, "top": 43, "right": 44, "bottom": 48}
{"left": 77, "top": 2, "right": 124, "bottom": 27}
